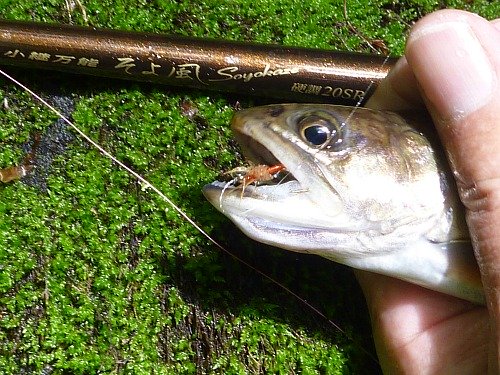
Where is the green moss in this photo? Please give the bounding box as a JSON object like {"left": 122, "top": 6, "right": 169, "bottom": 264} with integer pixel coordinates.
{"left": 0, "top": 1, "right": 497, "bottom": 374}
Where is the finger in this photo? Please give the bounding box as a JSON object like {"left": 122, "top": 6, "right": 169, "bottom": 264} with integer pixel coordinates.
{"left": 355, "top": 270, "right": 488, "bottom": 374}
{"left": 405, "top": 9, "right": 500, "bottom": 372}
{"left": 407, "top": 10, "right": 499, "bottom": 124}
{"left": 367, "top": 16, "right": 500, "bottom": 113}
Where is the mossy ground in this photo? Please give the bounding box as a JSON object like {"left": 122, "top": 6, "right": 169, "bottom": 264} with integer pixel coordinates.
{"left": 0, "top": 1, "right": 497, "bottom": 374}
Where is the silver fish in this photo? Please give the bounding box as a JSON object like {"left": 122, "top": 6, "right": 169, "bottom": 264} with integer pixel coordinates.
{"left": 203, "top": 104, "right": 484, "bottom": 305}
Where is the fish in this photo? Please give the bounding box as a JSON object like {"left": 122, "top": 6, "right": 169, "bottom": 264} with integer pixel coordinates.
{"left": 203, "top": 104, "right": 485, "bottom": 305}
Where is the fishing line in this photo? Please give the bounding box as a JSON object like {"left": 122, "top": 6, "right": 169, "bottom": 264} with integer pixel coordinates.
{"left": 0, "top": 67, "right": 368, "bottom": 349}
{"left": 344, "top": 54, "right": 392, "bottom": 125}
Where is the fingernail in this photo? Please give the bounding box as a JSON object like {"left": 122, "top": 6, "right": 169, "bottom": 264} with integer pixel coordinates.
{"left": 407, "top": 21, "right": 494, "bottom": 120}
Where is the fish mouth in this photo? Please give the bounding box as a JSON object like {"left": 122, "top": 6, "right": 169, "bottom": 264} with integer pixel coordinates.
{"left": 202, "top": 121, "right": 304, "bottom": 206}
{"left": 203, "top": 110, "right": 303, "bottom": 202}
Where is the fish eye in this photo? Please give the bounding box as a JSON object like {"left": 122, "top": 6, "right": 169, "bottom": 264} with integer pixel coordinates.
{"left": 298, "top": 114, "right": 341, "bottom": 149}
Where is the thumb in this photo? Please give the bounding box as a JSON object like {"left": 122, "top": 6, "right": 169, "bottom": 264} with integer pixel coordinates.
{"left": 405, "top": 9, "right": 500, "bottom": 371}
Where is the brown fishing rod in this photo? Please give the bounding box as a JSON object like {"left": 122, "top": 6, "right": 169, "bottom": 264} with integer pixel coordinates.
{"left": 0, "top": 19, "right": 396, "bottom": 105}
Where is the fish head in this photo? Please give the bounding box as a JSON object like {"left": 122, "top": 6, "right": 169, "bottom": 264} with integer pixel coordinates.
{"left": 204, "top": 104, "right": 452, "bottom": 257}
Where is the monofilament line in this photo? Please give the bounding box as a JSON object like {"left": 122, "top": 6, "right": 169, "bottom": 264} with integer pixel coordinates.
{"left": 0, "top": 67, "right": 354, "bottom": 339}
{"left": 343, "top": 54, "right": 392, "bottom": 126}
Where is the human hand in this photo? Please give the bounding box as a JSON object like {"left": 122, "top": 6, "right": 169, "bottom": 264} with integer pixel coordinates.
{"left": 356, "top": 9, "right": 500, "bottom": 374}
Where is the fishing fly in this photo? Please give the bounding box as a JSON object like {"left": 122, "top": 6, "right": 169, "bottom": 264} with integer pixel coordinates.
{"left": 226, "top": 163, "right": 287, "bottom": 189}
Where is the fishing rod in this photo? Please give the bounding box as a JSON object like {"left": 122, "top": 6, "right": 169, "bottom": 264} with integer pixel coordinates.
{"left": 0, "top": 19, "right": 396, "bottom": 105}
